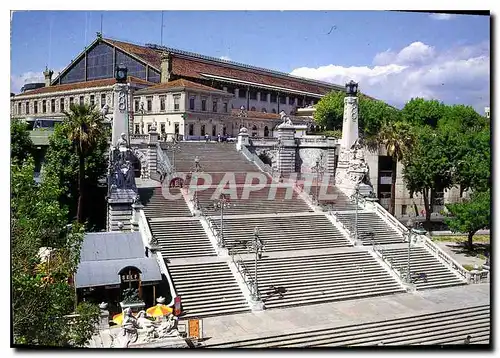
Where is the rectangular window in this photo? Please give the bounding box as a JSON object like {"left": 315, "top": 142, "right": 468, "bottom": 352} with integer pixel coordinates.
{"left": 160, "top": 123, "right": 165, "bottom": 133}
{"left": 147, "top": 97, "right": 152, "bottom": 112}
{"left": 409, "top": 191, "right": 413, "bottom": 199}
{"left": 26, "top": 102, "right": 30, "bottom": 114}
{"left": 279, "top": 95, "right": 286, "bottom": 104}
{"left": 90, "top": 95, "right": 95, "bottom": 107}
{"left": 289, "top": 97, "right": 295, "bottom": 105}
{"left": 173, "top": 95, "right": 180, "bottom": 111}
{"left": 260, "top": 92, "right": 268, "bottom": 102}
{"left": 42, "top": 100, "right": 47, "bottom": 113}
{"left": 18, "top": 103, "right": 21, "bottom": 114}
{"left": 60, "top": 98, "right": 64, "bottom": 112}
{"left": 174, "top": 123, "right": 179, "bottom": 134}
{"left": 212, "top": 100, "right": 217, "bottom": 112}
{"left": 101, "top": 93, "right": 107, "bottom": 108}
{"left": 134, "top": 99, "right": 140, "bottom": 112}
{"left": 34, "top": 101, "right": 38, "bottom": 114}
{"left": 249, "top": 91, "right": 257, "bottom": 100}
{"left": 223, "top": 102, "right": 228, "bottom": 113}
{"left": 188, "top": 123, "right": 194, "bottom": 136}
{"left": 147, "top": 124, "right": 151, "bottom": 133}
{"left": 201, "top": 99, "right": 206, "bottom": 111}
{"left": 212, "top": 124, "right": 216, "bottom": 137}
{"left": 270, "top": 93, "right": 277, "bottom": 103}
{"left": 227, "top": 88, "right": 235, "bottom": 94}
{"left": 239, "top": 89, "right": 247, "bottom": 98}
{"left": 135, "top": 124, "right": 140, "bottom": 134}
{"left": 201, "top": 124, "right": 206, "bottom": 136}
{"left": 160, "top": 96, "right": 166, "bottom": 111}
{"left": 401, "top": 205, "right": 407, "bottom": 216}
{"left": 79, "top": 96, "right": 84, "bottom": 106}
{"left": 51, "top": 99, "right": 55, "bottom": 112}
{"left": 69, "top": 97, "right": 74, "bottom": 106}
{"left": 297, "top": 97, "right": 303, "bottom": 107}
{"left": 189, "top": 97, "right": 195, "bottom": 110}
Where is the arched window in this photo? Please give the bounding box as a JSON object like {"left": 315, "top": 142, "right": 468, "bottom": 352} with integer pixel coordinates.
{"left": 262, "top": 108, "right": 267, "bottom": 113}
{"left": 272, "top": 108, "right": 276, "bottom": 114}
{"left": 222, "top": 125, "right": 227, "bottom": 136}
{"left": 252, "top": 125, "right": 258, "bottom": 137}
{"left": 188, "top": 123, "right": 194, "bottom": 136}
{"left": 119, "top": 266, "right": 142, "bottom": 299}
{"left": 264, "top": 126, "right": 269, "bottom": 137}
{"left": 251, "top": 106, "right": 256, "bottom": 111}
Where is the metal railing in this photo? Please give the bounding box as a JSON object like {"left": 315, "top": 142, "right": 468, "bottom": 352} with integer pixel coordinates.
{"left": 366, "top": 199, "right": 410, "bottom": 236}
{"left": 229, "top": 246, "right": 259, "bottom": 299}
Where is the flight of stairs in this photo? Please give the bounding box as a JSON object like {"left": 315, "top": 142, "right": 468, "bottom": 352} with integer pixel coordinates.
{"left": 240, "top": 251, "right": 405, "bottom": 310}
{"left": 204, "top": 304, "right": 490, "bottom": 347}
{"left": 223, "top": 214, "right": 352, "bottom": 252}
{"left": 149, "top": 219, "right": 216, "bottom": 259}
{"left": 167, "top": 261, "right": 251, "bottom": 318}
{"left": 334, "top": 211, "right": 405, "bottom": 245}
{"left": 139, "top": 187, "right": 192, "bottom": 218}
{"left": 378, "top": 246, "right": 468, "bottom": 290}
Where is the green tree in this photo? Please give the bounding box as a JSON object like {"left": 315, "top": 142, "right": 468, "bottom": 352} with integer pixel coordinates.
{"left": 445, "top": 189, "right": 490, "bottom": 248}
{"left": 44, "top": 104, "right": 109, "bottom": 225}
{"left": 377, "top": 121, "right": 415, "bottom": 215}
{"left": 401, "top": 98, "right": 446, "bottom": 128}
{"left": 314, "top": 90, "right": 400, "bottom": 139}
{"left": 11, "top": 118, "right": 34, "bottom": 164}
{"left": 402, "top": 126, "right": 454, "bottom": 224}
{"left": 62, "top": 104, "right": 108, "bottom": 224}
{"left": 11, "top": 158, "right": 99, "bottom": 346}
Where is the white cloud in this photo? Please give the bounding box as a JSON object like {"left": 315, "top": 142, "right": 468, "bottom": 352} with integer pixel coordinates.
{"left": 429, "top": 13, "right": 456, "bottom": 21}
{"left": 10, "top": 71, "right": 45, "bottom": 94}
{"left": 219, "top": 56, "right": 231, "bottom": 61}
{"left": 290, "top": 41, "right": 490, "bottom": 113}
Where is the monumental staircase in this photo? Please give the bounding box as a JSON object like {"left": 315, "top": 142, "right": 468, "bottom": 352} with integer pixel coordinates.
{"left": 136, "top": 141, "right": 471, "bottom": 321}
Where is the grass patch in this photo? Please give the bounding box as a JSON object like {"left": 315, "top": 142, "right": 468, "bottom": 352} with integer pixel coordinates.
{"left": 462, "top": 264, "right": 474, "bottom": 271}
{"left": 431, "top": 235, "right": 490, "bottom": 243}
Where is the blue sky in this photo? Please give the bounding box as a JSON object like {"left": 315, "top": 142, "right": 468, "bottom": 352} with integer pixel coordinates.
{"left": 10, "top": 10, "right": 490, "bottom": 112}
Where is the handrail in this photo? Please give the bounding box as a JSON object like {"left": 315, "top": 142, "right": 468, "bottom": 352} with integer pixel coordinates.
{"left": 239, "top": 145, "right": 274, "bottom": 177}
{"left": 230, "top": 248, "right": 258, "bottom": 299}
{"left": 137, "top": 209, "right": 177, "bottom": 306}
{"left": 366, "top": 200, "right": 409, "bottom": 236}
{"left": 422, "top": 235, "right": 469, "bottom": 281}
{"left": 156, "top": 143, "right": 174, "bottom": 176}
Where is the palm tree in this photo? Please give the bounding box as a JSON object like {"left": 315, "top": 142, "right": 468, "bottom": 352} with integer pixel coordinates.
{"left": 63, "top": 103, "right": 106, "bottom": 223}
{"left": 377, "top": 121, "right": 414, "bottom": 215}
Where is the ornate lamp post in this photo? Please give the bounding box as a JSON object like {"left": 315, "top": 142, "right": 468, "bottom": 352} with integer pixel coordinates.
{"left": 311, "top": 155, "right": 325, "bottom": 205}
{"left": 191, "top": 156, "right": 202, "bottom": 211}
{"left": 250, "top": 227, "right": 264, "bottom": 301}
{"left": 213, "top": 193, "right": 231, "bottom": 247}
{"left": 350, "top": 183, "right": 361, "bottom": 243}
{"left": 237, "top": 105, "right": 248, "bottom": 131}
{"left": 167, "top": 143, "right": 181, "bottom": 169}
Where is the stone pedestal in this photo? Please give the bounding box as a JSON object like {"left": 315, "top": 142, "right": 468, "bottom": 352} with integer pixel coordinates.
{"left": 148, "top": 131, "right": 159, "bottom": 180}
{"left": 107, "top": 189, "right": 137, "bottom": 231}
{"left": 130, "top": 200, "right": 144, "bottom": 232}
{"left": 236, "top": 127, "right": 249, "bottom": 150}
{"left": 112, "top": 83, "right": 130, "bottom": 147}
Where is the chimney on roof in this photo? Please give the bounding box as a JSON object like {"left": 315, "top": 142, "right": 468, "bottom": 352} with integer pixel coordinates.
{"left": 161, "top": 52, "right": 172, "bottom": 83}
{"left": 43, "top": 66, "right": 54, "bottom": 87}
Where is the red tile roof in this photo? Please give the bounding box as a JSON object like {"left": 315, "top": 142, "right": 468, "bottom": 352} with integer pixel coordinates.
{"left": 102, "top": 38, "right": 339, "bottom": 96}
{"left": 14, "top": 76, "right": 155, "bottom": 97}
{"left": 135, "top": 78, "right": 229, "bottom": 95}
{"left": 171, "top": 56, "right": 334, "bottom": 96}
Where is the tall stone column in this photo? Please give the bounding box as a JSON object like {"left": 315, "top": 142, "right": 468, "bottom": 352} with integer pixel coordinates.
{"left": 340, "top": 96, "right": 359, "bottom": 150}
{"left": 112, "top": 83, "right": 130, "bottom": 147}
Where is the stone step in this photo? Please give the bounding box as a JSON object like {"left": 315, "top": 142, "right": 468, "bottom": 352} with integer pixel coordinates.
{"left": 204, "top": 305, "right": 490, "bottom": 347}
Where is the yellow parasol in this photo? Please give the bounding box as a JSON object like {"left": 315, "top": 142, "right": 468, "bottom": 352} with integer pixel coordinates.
{"left": 112, "top": 312, "right": 125, "bottom": 325}
{"left": 146, "top": 304, "right": 173, "bottom": 318}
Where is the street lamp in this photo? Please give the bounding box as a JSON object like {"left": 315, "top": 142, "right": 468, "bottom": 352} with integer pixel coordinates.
{"left": 191, "top": 156, "right": 202, "bottom": 211}
{"left": 406, "top": 218, "right": 414, "bottom": 283}
{"left": 238, "top": 105, "right": 248, "bottom": 130}
{"left": 345, "top": 80, "right": 359, "bottom": 96}
{"left": 311, "top": 155, "right": 325, "bottom": 205}
{"left": 250, "top": 227, "right": 264, "bottom": 301}
{"left": 213, "top": 194, "right": 231, "bottom": 247}
{"left": 350, "top": 183, "right": 361, "bottom": 243}
{"left": 167, "top": 143, "right": 181, "bottom": 169}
